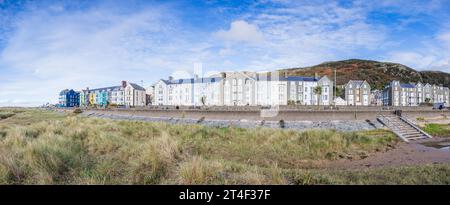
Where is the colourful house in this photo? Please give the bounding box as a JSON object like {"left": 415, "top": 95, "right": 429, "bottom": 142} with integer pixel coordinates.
{"left": 58, "top": 89, "right": 80, "bottom": 107}
{"left": 94, "top": 89, "right": 109, "bottom": 107}
{"left": 79, "top": 90, "right": 89, "bottom": 107}
{"left": 89, "top": 92, "right": 95, "bottom": 106}
{"left": 69, "top": 82, "right": 146, "bottom": 108}
{"left": 87, "top": 86, "right": 117, "bottom": 107}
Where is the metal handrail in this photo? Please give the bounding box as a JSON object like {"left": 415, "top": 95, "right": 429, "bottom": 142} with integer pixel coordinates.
{"left": 377, "top": 114, "right": 409, "bottom": 142}
{"left": 399, "top": 116, "right": 433, "bottom": 139}
{"left": 378, "top": 114, "right": 402, "bottom": 131}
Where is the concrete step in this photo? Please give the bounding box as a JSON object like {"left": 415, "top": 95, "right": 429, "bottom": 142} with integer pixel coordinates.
{"left": 398, "top": 132, "right": 422, "bottom": 136}
{"left": 394, "top": 127, "right": 417, "bottom": 131}
{"left": 398, "top": 126, "right": 418, "bottom": 130}
{"left": 400, "top": 132, "right": 422, "bottom": 135}
{"left": 405, "top": 136, "right": 428, "bottom": 140}
{"left": 402, "top": 134, "right": 424, "bottom": 138}
{"left": 389, "top": 122, "right": 409, "bottom": 125}
{"left": 396, "top": 126, "right": 416, "bottom": 129}
{"left": 397, "top": 126, "right": 418, "bottom": 130}
{"left": 378, "top": 114, "right": 433, "bottom": 142}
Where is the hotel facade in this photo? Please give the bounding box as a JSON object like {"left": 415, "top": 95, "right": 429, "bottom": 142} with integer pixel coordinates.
{"left": 77, "top": 81, "right": 146, "bottom": 107}
{"left": 153, "top": 72, "right": 334, "bottom": 106}
{"left": 382, "top": 80, "right": 449, "bottom": 106}
{"left": 58, "top": 73, "right": 449, "bottom": 108}
{"left": 344, "top": 80, "right": 371, "bottom": 106}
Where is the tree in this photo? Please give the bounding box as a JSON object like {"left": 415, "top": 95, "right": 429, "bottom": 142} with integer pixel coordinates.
{"left": 313, "top": 86, "right": 323, "bottom": 109}
{"left": 335, "top": 86, "right": 343, "bottom": 98}
{"left": 287, "top": 100, "right": 296, "bottom": 106}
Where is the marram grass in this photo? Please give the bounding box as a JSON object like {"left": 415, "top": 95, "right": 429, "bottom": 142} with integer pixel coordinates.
{"left": 0, "top": 109, "right": 449, "bottom": 185}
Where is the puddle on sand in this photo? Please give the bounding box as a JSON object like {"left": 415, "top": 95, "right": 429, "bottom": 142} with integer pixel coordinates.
{"left": 421, "top": 140, "right": 450, "bottom": 150}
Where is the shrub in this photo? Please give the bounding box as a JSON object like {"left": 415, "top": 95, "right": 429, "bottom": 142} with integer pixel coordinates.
{"left": 422, "top": 124, "right": 450, "bottom": 137}
{"left": 0, "top": 112, "right": 15, "bottom": 119}
{"left": 73, "top": 109, "right": 83, "bottom": 114}
{"left": 279, "top": 120, "right": 285, "bottom": 128}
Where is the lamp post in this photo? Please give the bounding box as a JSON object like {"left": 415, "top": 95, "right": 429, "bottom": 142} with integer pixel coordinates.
{"left": 331, "top": 64, "right": 336, "bottom": 108}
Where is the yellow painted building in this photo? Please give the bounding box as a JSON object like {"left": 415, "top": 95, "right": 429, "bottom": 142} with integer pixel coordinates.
{"left": 89, "top": 93, "right": 95, "bottom": 105}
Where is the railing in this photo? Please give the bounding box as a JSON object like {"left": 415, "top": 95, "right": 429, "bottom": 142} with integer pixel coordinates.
{"left": 377, "top": 114, "right": 409, "bottom": 142}
{"left": 399, "top": 116, "right": 433, "bottom": 139}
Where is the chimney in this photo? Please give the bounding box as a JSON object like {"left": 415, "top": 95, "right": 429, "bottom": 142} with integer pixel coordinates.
{"left": 194, "top": 74, "right": 199, "bottom": 80}
{"left": 86, "top": 87, "right": 89, "bottom": 91}
{"left": 314, "top": 72, "right": 319, "bottom": 79}
{"left": 121, "top": 81, "right": 127, "bottom": 88}
{"left": 169, "top": 76, "right": 174, "bottom": 81}
{"left": 221, "top": 72, "right": 226, "bottom": 78}
{"left": 284, "top": 71, "right": 288, "bottom": 78}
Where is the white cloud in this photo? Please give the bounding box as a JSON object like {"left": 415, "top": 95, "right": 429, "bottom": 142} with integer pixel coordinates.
{"left": 385, "top": 30, "right": 450, "bottom": 72}
{"left": 0, "top": 5, "right": 210, "bottom": 106}
{"left": 215, "top": 20, "right": 265, "bottom": 43}
{"left": 386, "top": 51, "right": 449, "bottom": 72}
{"left": 211, "top": 1, "right": 387, "bottom": 70}
{"left": 1, "top": 1, "right": 450, "bottom": 107}
{"left": 386, "top": 52, "right": 436, "bottom": 68}
{"left": 437, "top": 32, "right": 450, "bottom": 47}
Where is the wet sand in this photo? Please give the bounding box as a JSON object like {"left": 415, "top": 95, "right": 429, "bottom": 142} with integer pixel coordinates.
{"left": 323, "top": 137, "right": 450, "bottom": 170}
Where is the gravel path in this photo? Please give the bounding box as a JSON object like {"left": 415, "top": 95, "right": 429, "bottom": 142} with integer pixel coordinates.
{"left": 81, "top": 110, "right": 384, "bottom": 132}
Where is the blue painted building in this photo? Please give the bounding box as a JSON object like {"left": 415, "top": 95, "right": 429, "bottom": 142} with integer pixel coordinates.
{"left": 90, "top": 86, "right": 116, "bottom": 107}
{"left": 59, "top": 89, "right": 80, "bottom": 107}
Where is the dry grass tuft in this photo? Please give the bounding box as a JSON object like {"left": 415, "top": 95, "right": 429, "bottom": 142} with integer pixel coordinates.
{"left": 1, "top": 108, "right": 447, "bottom": 185}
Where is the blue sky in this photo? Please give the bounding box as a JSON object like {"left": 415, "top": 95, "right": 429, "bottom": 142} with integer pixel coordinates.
{"left": 1, "top": 0, "right": 450, "bottom": 106}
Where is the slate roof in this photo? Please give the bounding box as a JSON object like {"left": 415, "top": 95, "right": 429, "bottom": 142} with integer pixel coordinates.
{"left": 162, "top": 77, "right": 223, "bottom": 85}
{"left": 346, "top": 80, "right": 366, "bottom": 88}
{"left": 400, "top": 84, "right": 416, "bottom": 88}
{"left": 59, "top": 89, "right": 78, "bottom": 96}
{"left": 160, "top": 75, "right": 321, "bottom": 83}
{"left": 129, "top": 83, "right": 146, "bottom": 91}
{"left": 89, "top": 86, "right": 121, "bottom": 92}
{"left": 285, "top": 76, "right": 318, "bottom": 82}
{"left": 256, "top": 75, "right": 319, "bottom": 81}
{"left": 59, "top": 89, "right": 69, "bottom": 95}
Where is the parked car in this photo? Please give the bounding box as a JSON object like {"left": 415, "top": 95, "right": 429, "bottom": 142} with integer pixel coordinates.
{"left": 433, "top": 102, "right": 445, "bottom": 110}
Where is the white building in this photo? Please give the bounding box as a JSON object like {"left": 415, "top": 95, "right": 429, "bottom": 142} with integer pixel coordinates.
{"left": 153, "top": 71, "right": 334, "bottom": 106}
{"left": 382, "top": 80, "right": 449, "bottom": 106}
{"left": 110, "top": 84, "right": 125, "bottom": 106}
{"left": 344, "top": 80, "right": 371, "bottom": 106}
{"left": 444, "top": 87, "right": 450, "bottom": 106}
{"left": 334, "top": 97, "right": 347, "bottom": 106}
{"left": 154, "top": 76, "right": 223, "bottom": 106}
{"left": 370, "top": 89, "right": 383, "bottom": 106}
{"left": 285, "top": 75, "right": 333, "bottom": 106}
{"left": 145, "top": 85, "right": 155, "bottom": 105}
{"left": 124, "top": 81, "right": 146, "bottom": 107}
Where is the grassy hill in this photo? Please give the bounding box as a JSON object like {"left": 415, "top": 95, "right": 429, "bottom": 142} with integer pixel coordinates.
{"left": 281, "top": 59, "right": 450, "bottom": 90}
